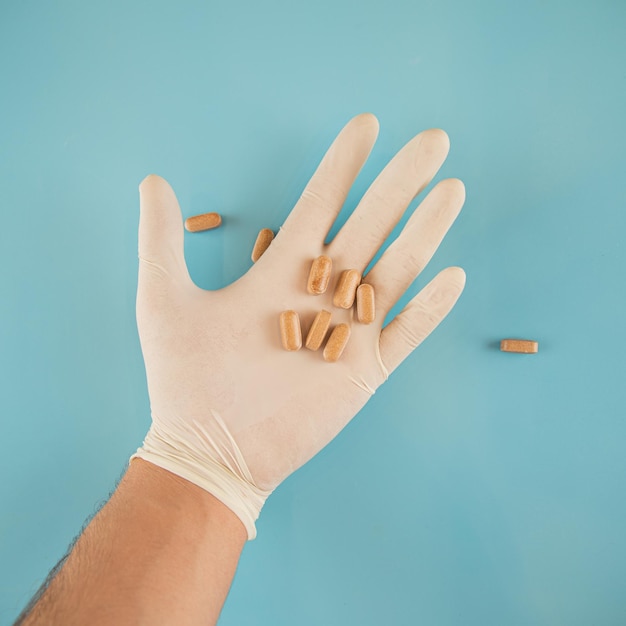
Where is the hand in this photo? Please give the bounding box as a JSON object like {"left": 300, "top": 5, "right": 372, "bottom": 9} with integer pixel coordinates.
{"left": 131, "top": 113, "right": 466, "bottom": 538}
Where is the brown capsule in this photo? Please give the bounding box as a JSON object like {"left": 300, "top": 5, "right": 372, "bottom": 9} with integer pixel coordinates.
{"left": 333, "top": 269, "right": 360, "bottom": 309}
{"left": 184, "top": 212, "right": 222, "bottom": 232}
{"left": 251, "top": 228, "right": 275, "bottom": 262}
{"left": 500, "top": 339, "right": 538, "bottom": 354}
{"left": 279, "top": 310, "right": 302, "bottom": 351}
{"left": 323, "top": 323, "right": 351, "bottom": 362}
{"left": 307, "top": 256, "right": 333, "bottom": 294}
{"left": 356, "top": 283, "right": 375, "bottom": 324}
{"left": 305, "top": 309, "right": 332, "bottom": 351}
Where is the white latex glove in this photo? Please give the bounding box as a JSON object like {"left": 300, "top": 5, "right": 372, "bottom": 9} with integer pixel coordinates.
{"left": 131, "top": 113, "right": 466, "bottom": 539}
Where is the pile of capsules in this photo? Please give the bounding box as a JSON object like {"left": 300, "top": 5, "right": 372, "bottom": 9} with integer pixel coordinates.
{"left": 251, "top": 228, "right": 374, "bottom": 362}
{"left": 187, "top": 219, "right": 376, "bottom": 363}
{"left": 278, "top": 255, "right": 375, "bottom": 362}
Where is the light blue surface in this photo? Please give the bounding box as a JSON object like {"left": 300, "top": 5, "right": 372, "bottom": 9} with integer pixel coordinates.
{"left": 1, "top": 0, "right": 625, "bottom": 624}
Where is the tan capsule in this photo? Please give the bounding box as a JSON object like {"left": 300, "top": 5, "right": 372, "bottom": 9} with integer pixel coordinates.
{"left": 333, "top": 269, "right": 360, "bottom": 309}
{"left": 307, "top": 256, "right": 333, "bottom": 294}
{"left": 356, "top": 283, "right": 375, "bottom": 324}
{"left": 305, "top": 309, "right": 332, "bottom": 351}
{"left": 500, "top": 339, "right": 538, "bottom": 354}
{"left": 323, "top": 323, "right": 351, "bottom": 362}
{"left": 279, "top": 310, "right": 302, "bottom": 351}
{"left": 185, "top": 212, "right": 222, "bottom": 232}
{"left": 251, "top": 228, "right": 275, "bottom": 262}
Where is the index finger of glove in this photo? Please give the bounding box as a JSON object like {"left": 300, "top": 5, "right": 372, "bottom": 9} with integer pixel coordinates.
{"left": 276, "top": 113, "right": 379, "bottom": 251}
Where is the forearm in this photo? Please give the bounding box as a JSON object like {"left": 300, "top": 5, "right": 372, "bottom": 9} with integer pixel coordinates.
{"left": 19, "top": 458, "right": 246, "bottom": 626}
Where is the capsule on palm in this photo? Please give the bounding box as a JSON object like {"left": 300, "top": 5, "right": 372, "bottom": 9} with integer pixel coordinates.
{"left": 307, "top": 256, "right": 332, "bottom": 294}
{"left": 333, "top": 269, "right": 360, "bottom": 309}
{"left": 323, "top": 323, "right": 351, "bottom": 362}
{"left": 356, "top": 283, "right": 375, "bottom": 324}
{"left": 279, "top": 310, "right": 302, "bottom": 351}
{"left": 251, "top": 228, "right": 274, "bottom": 262}
{"left": 305, "top": 309, "right": 332, "bottom": 351}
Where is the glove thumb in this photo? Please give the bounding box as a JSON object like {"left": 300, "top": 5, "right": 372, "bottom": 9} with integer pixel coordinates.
{"left": 137, "top": 174, "right": 191, "bottom": 287}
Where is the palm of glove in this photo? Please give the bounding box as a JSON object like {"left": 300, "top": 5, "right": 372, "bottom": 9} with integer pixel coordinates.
{"left": 136, "top": 113, "right": 466, "bottom": 493}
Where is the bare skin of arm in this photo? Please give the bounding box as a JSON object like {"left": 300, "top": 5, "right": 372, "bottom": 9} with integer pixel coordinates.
{"left": 19, "top": 458, "right": 246, "bottom": 626}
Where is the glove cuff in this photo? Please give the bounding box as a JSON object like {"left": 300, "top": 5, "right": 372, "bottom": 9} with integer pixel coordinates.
{"left": 130, "top": 412, "right": 272, "bottom": 540}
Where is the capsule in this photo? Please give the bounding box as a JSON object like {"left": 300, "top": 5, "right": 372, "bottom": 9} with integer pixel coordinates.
{"left": 500, "top": 339, "right": 538, "bottom": 354}
{"left": 323, "top": 323, "right": 351, "bottom": 362}
{"left": 279, "top": 310, "right": 302, "bottom": 351}
{"left": 333, "top": 269, "right": 360, "bottom": 309}
{"left": 305, "top": 309, "right": 332, "bottom": 351}
{"left": 307, "top": 256, "right": 333, "bottom": 294}
{"left": 184, "top": 212, "right": 222, "bottom": 232}
{"left": 251, "top": 228, "right": 274, "bottom": 262}
{"left": 356, "top": 283, "right": 375, "bottom": 324}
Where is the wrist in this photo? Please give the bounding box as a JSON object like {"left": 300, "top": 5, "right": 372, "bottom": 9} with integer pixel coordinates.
{"left": 131, "top": 418, "right": 272, "bottom": 539}
{"left": 126, "top": 457, "right": 248, "bottom": 544}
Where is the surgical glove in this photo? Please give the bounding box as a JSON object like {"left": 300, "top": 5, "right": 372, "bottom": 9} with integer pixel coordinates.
{"left": 131, "top": 113, "right": 466, "bottom": 539}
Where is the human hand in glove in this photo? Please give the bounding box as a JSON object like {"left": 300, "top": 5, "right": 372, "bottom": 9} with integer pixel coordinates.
{"left": 131, "top": 112, "right": 466, "bottom": 539}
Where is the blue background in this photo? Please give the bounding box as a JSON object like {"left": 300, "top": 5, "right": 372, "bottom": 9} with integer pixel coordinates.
{"left": 1, "top": 0, "right": 625, "bottom": 624}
